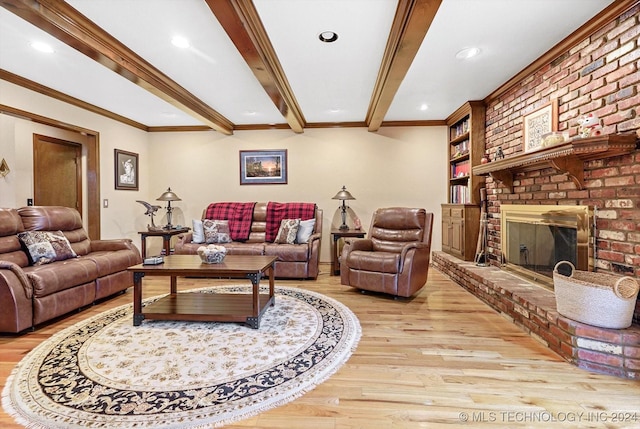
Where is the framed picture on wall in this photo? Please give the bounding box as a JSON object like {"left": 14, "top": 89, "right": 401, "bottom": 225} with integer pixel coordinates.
{"left": 523, "top": 99, "right": 558, "bottom": 153}
{"left": 114, "top": 149, "right": 139, "bottom": 190}
{"left": 239, "top": 149, "right": 288, "bottom": 185}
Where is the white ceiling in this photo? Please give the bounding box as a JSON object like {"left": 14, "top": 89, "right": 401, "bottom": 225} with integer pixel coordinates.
{"left": 0, "top": 0, "right": 616, "bottom": 132}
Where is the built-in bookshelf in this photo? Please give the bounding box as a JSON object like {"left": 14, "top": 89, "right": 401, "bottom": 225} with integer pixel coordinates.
{"left": 442, "top": 101, "right": 485, "bottom": 261}
{"left": 446, "top": 101, "right": 485, "bottom": 205}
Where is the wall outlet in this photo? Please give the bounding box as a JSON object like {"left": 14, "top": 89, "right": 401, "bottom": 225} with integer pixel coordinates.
{"left": 103, "top": 199, "right": 109, "bottom": 208}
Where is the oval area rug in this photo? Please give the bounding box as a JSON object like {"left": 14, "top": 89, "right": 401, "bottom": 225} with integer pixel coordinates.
{"left": 2, "top": 285, "right": 361, "bottom": 428}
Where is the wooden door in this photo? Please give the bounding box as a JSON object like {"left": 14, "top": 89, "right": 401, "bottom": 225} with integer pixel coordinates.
{"left": 33, "top": 134, "right": 82, "bottom": 210}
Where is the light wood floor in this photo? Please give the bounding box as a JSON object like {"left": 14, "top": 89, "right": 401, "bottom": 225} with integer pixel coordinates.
{"left": 1, "top": 264, "right": 639, "bottom": 428}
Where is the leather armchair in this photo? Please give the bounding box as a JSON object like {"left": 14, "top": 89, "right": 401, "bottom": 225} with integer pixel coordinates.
{"left": 340, "top": 207, "right": 434, "bottom": 298}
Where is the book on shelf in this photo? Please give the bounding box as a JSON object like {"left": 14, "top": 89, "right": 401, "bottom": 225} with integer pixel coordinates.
{"left": 450, "top": 184, "right": 471, "bottom": 204}
{"left": 451, "top": 118, "right": 470, "bottom": 140}
{"left": 450, "top": 139, "right": 469, "bottom": 158}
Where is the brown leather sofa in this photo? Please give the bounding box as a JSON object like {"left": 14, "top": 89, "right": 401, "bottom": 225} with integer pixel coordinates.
{"left": 174, "top": 202, "right": 322, "bottom": 279}
{"left": 0, "top": 206, "right": 142, "bottom": 333}
{"left": 340, "top": 207, "right": 434, "bottom": 298}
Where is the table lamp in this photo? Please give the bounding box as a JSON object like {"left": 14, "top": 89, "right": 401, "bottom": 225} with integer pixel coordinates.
{"left": 332, "top": 185, "right": 355, "bottom": 230}
{"left": 156, "top": 187, "right": 181, "bottom": 229}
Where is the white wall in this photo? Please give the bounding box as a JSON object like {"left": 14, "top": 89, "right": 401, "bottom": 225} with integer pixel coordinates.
{"left": 148, "top": 126, "right": 448, "bottom": 262}
{"left": 1, "top": 81, "right": 150, "bottom": 241}
{"left": 1, "top": 81, "right": 448, "bottom": 262}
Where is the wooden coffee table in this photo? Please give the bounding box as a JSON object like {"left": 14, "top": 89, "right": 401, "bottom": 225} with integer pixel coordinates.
{"left": 128, "top": 255, "right": 277, "bottom": 329}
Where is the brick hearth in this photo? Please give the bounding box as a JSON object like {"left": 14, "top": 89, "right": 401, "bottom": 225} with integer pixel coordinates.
{"left": 432, "top": 251, "right": 640, "bottom": 380}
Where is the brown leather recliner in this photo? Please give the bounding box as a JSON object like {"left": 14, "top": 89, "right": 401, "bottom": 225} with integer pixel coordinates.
{"left": 340, "top": 207, "right": 434, "bottom": 298}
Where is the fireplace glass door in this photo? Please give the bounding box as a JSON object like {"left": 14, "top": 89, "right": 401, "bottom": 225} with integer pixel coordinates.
{"left": 506, "top": 222, "right": 577, "bottom": 281}
{"left": 500, "top": 205, "right": 592, "bottom": 289}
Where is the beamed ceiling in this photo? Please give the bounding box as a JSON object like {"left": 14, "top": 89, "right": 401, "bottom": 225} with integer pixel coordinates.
{"left": 0, "top": 0, "right": 633, "bottom": 134}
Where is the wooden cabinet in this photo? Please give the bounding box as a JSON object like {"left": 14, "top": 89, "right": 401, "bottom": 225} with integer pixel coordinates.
{"left": 447, "top": 101, "right": 485, "bottom": 205}
{"left": 441, "top": 204, "right": 480, "bottom": 261}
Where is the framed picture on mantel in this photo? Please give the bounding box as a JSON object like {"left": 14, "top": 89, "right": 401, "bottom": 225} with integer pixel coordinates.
{"left": 523, "top": 99, "right": 558, "bottom": 153}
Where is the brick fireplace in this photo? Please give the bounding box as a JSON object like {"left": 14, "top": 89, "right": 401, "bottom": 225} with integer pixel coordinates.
{"left": 434, "top": 4, "right": 640, "bottom": 379}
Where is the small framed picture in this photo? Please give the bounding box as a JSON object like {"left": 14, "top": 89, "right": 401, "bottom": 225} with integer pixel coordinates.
{"left": 523, "top": 99, "right": 558, "bottom": 153}
{"left": 114, "top": 149, "right": 139, "bottom": 190}
{"left": 239, "top": 149, "right": 288, "bottom": 185}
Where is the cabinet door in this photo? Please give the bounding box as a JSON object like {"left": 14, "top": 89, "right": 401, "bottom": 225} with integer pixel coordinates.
{"left": 442, "top": 219, "right": 451, "bottom": 252}
{"left": 450, "top": 217, "right": 464, "bottom": 256}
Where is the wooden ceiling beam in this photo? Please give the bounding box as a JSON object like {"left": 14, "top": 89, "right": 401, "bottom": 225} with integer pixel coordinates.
{"left": 0, "top": 0, "right": 234, "bottom": 135}
{"left": 366, "top": 0, "right": 441, "bottom": 132}
{"left": 206, "top": 0, "right": 306, "bottom": 133}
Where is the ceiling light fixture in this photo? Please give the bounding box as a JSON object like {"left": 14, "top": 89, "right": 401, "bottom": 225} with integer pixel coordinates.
{"left": 455, "top": 47, "right": 481, "bottom": 60}
{"left": 419, "top": 103, "right": 429, "bottom": 111}
{"left": 30, "top": 41, "right": 54, "bottom": 53}
{"left": 171, "top": 36, "right": 190, "bottom": 49}
{"left": 318, "top": 31, "right": 338, "bottom": 43}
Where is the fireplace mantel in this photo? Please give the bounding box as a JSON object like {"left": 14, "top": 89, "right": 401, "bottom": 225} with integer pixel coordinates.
{"left": 472, "top": 133, "right": 637, "bottom": 191}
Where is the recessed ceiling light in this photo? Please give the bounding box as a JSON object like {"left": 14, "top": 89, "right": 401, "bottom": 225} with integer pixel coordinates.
{"left": 455, "top": 47, "right": 481, "bottom": 60}
{"left": 318, "top": 31, "right": 338, "bottom": 43}
{"left": 171, "top": 36, "right": 190, "bottom": 49}
{"left": 329, "top": 108, "right": 341, "bottom": 113}
{"left": 419, "top": 103, "right": 429, "bottom": 111}
{"left": 30, "top": 41, "right": 54, "bottom": 53}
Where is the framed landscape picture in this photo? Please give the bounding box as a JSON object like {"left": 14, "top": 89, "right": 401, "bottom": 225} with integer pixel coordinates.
{"left": 523, "top": 99, "right": 558, "bottom": 153}
{"left": 239, "top": 149, "right": 287, "bottom": 185}
{"left": 114, "top": 149, "right": 139, "bottom": 190}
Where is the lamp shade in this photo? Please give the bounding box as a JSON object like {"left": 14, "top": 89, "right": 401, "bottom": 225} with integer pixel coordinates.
{"left": 332, "top": 186, "right": 355, "bottom": 201}
{"left": 156, "top": 187, "right": 181, "bottom": 202}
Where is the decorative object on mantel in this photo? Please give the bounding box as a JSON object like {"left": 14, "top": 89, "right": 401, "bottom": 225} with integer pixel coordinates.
{"left": 553, "top": 261, "right": 639, "bottom": 329}
{"left": 540, "top": 131, "right": 569, "bottom": 148}
{"left": 156, "top": 187, "right": 181, "bottom": 230}
{"left": 0, "top": 158, "right": 9, "bottom": 177}
{"left": 332, "top": 185, "right": 356, "bottom": 230}
{"left": 577, "top": 113, "right": 603, "bottom": 138}
{"left": 494, "top": 146, "right": 504, "bottom": 161}
{"left": 472, "top": 133, "right": 638, "bottom": 192}
{"left": 135, "top": 200, "right": 163, "bottom": 231}
{"left": 481, "top": 151, "right": 491, "bottom": 164}
{"left": 523, "top": 99, "right": 558, "bottom": 153}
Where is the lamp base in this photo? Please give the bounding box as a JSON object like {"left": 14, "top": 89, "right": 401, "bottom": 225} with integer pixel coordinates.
{"left": 339, "top": 224, "right": 349, "bottom": 230}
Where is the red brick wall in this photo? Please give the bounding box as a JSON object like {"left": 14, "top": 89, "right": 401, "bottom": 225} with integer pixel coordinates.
{"left": 483, "top": 5, "right": 639, "bottom": 322}
{"left": 484, "top": 5, "right": 640, "bottom": 280}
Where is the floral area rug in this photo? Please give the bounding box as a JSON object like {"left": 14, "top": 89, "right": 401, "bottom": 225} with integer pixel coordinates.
{"left": 2, "top": 285, "right": 361, "bottom": 428}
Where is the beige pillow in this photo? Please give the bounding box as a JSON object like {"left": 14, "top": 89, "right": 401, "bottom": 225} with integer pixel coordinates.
{"left": 274, "top": 218, "right": 300, "bottom": 244}
{"left": 203, "top": 219, "right": 232, "bottom": 244}
{"left": 17, "top": 230, "right": 77, "bottom": 266}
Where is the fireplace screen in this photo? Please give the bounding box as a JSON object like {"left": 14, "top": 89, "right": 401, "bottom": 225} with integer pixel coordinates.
{"left": 501, "top": 205, "right": 593, "bottom": 289}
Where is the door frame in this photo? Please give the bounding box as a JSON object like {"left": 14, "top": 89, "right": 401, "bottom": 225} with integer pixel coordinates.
{"left": 1, "top": 104, "right": 101, "bottom": 239}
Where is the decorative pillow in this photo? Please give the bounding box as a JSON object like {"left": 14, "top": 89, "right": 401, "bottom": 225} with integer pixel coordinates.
{"left": 275, "top": 218, "right": 300, "bottom": 244}
{"left": 203, "top": 219, "right": 232, "bottom": 244}
{"left": 192, "top": 219, "right": 205, "bottom": 244}
{"left": 17, "top": 230, "right": 77, "bottom": 266}
{"left": 296, "top": 218, "right": 316, "bottom": 244}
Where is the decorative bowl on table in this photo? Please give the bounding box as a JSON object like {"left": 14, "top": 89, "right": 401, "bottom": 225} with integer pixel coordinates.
{"left": 197, "top": 244, "right": 227, "bottom": 264}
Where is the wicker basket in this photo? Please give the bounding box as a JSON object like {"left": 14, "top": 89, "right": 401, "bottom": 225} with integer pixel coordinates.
{"left": 553, "top": 261, "right": 639, "bottom": 329}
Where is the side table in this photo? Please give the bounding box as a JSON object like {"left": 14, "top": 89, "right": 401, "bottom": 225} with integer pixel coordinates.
{"left": 138, "top": 228, "right": 190, "bottom": 259}
{"left": 331, "top": 228, "right": 365, "bottom": 276}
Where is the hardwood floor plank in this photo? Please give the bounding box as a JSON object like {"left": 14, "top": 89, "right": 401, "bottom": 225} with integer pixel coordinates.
{"left": 1, "top": 265, "right": 639, "bottom": 428}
